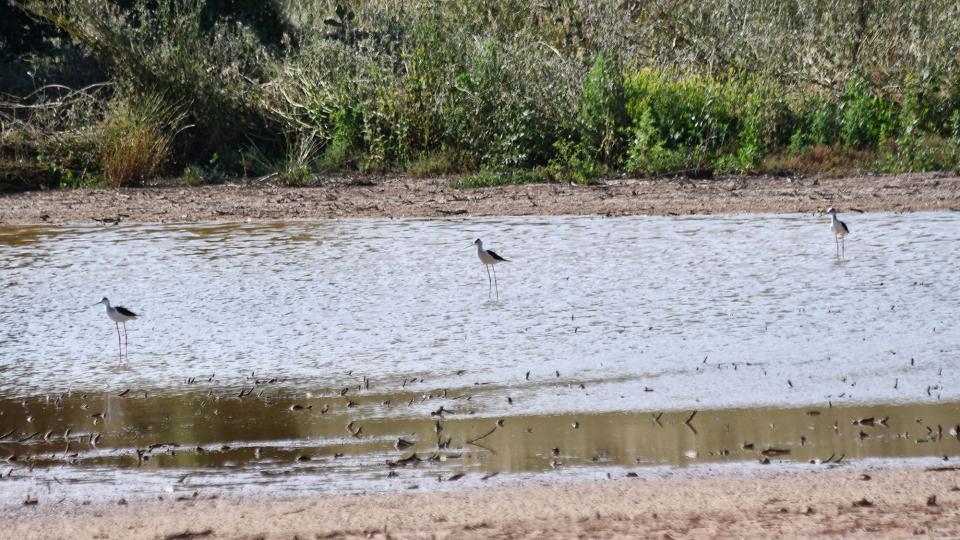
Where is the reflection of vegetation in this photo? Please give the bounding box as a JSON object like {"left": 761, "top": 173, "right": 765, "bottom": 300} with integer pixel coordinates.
{"left": 0, "top": 226, "right": 54, "bottom": 248}
{"left": 2, "top": 1, "right": 960, "bottom": 190}
{"left": 2, "top": 391, "right": 959, "bottom": 476}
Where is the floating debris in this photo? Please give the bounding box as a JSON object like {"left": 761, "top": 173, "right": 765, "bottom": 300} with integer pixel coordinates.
{"left": 466, "top": 423, "right": 499, "bottom": 445}
{"left": 430, "top": 406, "right": 452, "bottom": 417}
{"left": 386, "top": 453, "right": 422, "bottom": 468}
{"left": 852, "top": 417, "right": 888, "bottom": 427}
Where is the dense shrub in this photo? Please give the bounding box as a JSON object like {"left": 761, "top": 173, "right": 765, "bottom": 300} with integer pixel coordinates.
{"left": 99, "top": 92, "right": 188, "bottom": 186}
{"left": 4, "top": 0, "right": 960, "bottom": 188}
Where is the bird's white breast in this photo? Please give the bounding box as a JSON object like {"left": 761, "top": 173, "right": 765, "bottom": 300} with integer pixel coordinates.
{"left": 477, "top": 248, "right": 499, "bottom": 265}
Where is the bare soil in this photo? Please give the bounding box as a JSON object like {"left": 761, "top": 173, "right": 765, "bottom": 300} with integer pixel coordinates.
{"left": 5, "top": 464, "right": 960, "bottom": 539}
{"left": 1, "top": 172, "right": 958, "bottom": 225}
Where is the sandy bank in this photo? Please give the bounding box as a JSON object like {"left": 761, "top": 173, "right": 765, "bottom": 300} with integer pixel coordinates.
{"left": 5, "top": 464, "right": 960, "bottom": 539}
{"left": 1, "top": 173, "right": 958, "bottom": 225}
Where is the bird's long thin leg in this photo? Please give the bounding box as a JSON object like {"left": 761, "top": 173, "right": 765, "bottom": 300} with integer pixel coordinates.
{"left": 123, "top": 322, "right": 129, "bottom": 355}
{"left": 115, "top": 322, "right": 122, "bottom": 362}
{"left": 485, "top": 265, "right": 492, "bottom": 297}
{"left": 492, "top": 265, "right": 499, "bottom": 300}
{"left": 835, "top": 234, "right": 840, "bottom": 259}
{"left": 841, "top": 236, "right": 845, "bottom": 259}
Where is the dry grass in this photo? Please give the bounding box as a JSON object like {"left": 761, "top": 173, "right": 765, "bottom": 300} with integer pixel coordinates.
{"left": 762, "top": 145, "right": 879, "bottom": 176}
{"left": 99, "top": 93, "right": 188, "bottom": 187}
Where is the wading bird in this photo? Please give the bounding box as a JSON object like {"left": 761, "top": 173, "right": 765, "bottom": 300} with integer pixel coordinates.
{"left": 94, "top": 297, "right": 138, "bottom": 361}
{"left": 826, "top": 207, "right": 850, "bottom": 259}
{"left": 472, "top": 238, "right": 509, "bottom": 299}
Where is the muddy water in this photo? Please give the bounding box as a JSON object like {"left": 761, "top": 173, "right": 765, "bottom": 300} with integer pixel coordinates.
{"left": 1, "top": 213, "right": 959, "bottom": 503}
{"left": 0, "top": 391, "right": 958, "bottom": 503}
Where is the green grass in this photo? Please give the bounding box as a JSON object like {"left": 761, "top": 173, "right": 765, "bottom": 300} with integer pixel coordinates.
{"left": 451, "top": 169, "right": 551, "bottom": 188}
{"left": 3, "top": 0, "right": 960, "bottom": 189}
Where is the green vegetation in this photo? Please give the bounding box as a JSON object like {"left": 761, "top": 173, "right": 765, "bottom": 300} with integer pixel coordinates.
{"left": 2, "top": 0, "right": 960, "bottom": 191}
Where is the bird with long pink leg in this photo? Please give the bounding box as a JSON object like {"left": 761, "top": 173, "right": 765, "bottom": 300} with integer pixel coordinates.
{"left": 94, "top": 297, "right": 138, "bottom": 362}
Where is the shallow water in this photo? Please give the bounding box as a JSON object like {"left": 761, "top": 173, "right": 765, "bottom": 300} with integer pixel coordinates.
{"left": 1, "top": 213, "right": 959, "bottom": 503}
{"left": 1, "top": 392, "right": 959, "bottom": 504}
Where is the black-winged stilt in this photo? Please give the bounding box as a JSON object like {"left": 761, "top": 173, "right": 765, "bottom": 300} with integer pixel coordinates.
{"left": 94, "top": 297, "right": 138, "bottom": 361}
{"left": 826, "top": 208, "right": 850, "bottom": 259}
{"left": 472, "top": 238, "right": 509, "bottom": 299}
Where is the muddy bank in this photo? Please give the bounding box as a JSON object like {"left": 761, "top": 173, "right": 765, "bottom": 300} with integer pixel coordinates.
{"left": 1, "top": 173, "right": 958, "bottom": 225}
{"left": 5, "top": 464, "right": 960, "bottom": 539}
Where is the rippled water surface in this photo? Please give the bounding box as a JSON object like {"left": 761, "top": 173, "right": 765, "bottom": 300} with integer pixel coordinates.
{"left": 1, "top": 213, "right": 959, "bottom": 504}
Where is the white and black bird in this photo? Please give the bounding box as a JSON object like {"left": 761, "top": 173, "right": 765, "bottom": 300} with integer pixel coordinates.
{"left": 94, "top": 297, "right": 138, "bottom": 361}
{"left": 472, "top": 238, "right": 509, "bottom": 299}
{"left": 826, "top": 207, "right": 850, "bottom": 259}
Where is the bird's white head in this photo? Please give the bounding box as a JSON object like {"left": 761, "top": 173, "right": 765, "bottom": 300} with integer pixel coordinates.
{"left": 94, "top": 297, "right": 109, "bottom": 307}
{"left": 826, "top": 207, "right": 838, "bottom": 215}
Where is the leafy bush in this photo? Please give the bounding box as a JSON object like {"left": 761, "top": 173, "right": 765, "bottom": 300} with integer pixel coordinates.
{"left": 16, "top": 0, "right": 277, "bottom": 169}
{"left": 623, "top": 70, "right": 737, "bottom": 174}
{"left": 6, "top": 0, "right": 960, "bottom": 186}
{"left": 577, "top": 53, "right": 627, "bottom": 165}
{"left": 839, "top": 76, "right": 896, "bottom": 149}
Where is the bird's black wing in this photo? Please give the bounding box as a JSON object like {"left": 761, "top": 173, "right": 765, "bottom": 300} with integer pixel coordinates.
{"left": 839, "top": 220, "right": 849, "bottom": 234}
{"left": 116, "top": 306, "right": 138, "bottom": 317}
{"left": 487, "top": 250, "right": 509, "bottom": 262}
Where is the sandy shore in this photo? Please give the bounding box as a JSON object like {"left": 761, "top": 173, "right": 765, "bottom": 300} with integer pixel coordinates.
{"left": 1, "top": 172, "right": 959, "bottom": 225}
{"left": 5, "top": 464, "right": 960, "bottom": 539}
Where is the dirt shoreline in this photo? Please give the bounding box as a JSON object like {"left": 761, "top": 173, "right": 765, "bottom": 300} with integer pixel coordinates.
{"left": 1, "top": 172, "right": 959, "bottom": 225}
{"left": 5, "top": 463, "right": 960, "bottom": 539}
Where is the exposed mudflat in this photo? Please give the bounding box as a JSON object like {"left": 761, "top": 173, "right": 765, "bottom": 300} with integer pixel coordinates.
{"left": 6, "top": 464, "right": 960, "bottom": 539}
{"left": 1, "top": 172, "right": 958, "bottom": 224}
